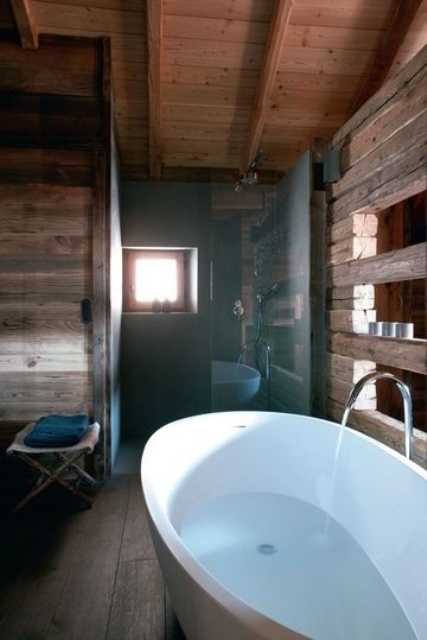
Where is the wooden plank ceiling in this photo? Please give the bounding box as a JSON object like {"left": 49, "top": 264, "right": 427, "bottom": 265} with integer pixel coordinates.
{"left": 2, "top": 0, "right": 427, "bottom": 183}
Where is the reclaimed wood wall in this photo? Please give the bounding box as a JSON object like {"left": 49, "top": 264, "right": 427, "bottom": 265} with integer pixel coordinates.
{"left": 325, "top": 45, "right": 427, "bottom": 466}
{"left": 0, "top": 33, "right": 112, "bottom": 472}
{"left": 0, "top": 154, "right": 93, "bottom": 420}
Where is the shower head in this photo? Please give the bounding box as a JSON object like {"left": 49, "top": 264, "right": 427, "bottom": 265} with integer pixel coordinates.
{"left": 234, "top": 171, "right": 258, "bottom": 192}
{"left": 233, "top": 148, "right": 264, "bottom": 192}
{"left": 257, "top": 282, "right": 281, "bottom": 302}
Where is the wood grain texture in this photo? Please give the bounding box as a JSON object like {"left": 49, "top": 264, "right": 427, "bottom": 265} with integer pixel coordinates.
{"left": 147, "top": 0, "right": 162, "bottom": 179}
{"left": 239, "top": 0, "right": 293, "bottom": 172}
{"left": 328, "top": 332, "right": 427, "bottom": 375}
{"left": 10, "top": 0, "right": 38, "bottom": 48}
{"left": 350, "top": 0, "right": 425, "bottom": 114}
{"left": 5, "top": 0, "right": 422, "bottom": 180}
{"left": 332, "top": 43, "right": 427, "bottom": 147}
{"left": 327, "top": 242, "right": 427, "bottom": 287}
{"left": 0, "top": 38, "right": 98, "bottom": 95}
{"left": 325, "top": 45, "right": 426, "bottom": 443}
{"left": 0, "top": 476, "right": 181, "bottom": 639}
{"left": 0, "top": 36, "right": 110, "bottom": 432}
{"left": 331, "top": 109, "right": 427, "bottom": 206}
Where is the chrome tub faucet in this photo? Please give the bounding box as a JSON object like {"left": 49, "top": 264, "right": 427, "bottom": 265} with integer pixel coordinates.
{"left": 341, "top": 372, "right": 414, "bottom": 460}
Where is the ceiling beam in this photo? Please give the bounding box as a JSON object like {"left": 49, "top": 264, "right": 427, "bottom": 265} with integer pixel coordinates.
{"left": 11, "top": 0, "right": 38, "bottom": 48}
{"left": 350, "top": 0, "right": 424, "bottom": 115}
{"left": 239, "top": 0, "right": 293, "bottom": 174}
{"left": 147, "top": 0, "right": 162, "bottom": 180}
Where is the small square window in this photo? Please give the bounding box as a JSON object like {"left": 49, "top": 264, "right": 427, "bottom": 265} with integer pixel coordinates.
{"left": 123, "top": 248, "right": 197, "bottom": 313}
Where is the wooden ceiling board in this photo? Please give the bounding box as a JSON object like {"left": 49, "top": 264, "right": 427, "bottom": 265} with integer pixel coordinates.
{"left": 274, "top": 71, "right": 361, "bottom": 94}
{"left": 162, "top": 121, "right": 248, "bottom": 142}
{"left": 164, "top": 15, "right": 270, "bottom": 45}
{"left": 163, "top": 65, "right": 260, "bottom": 89}
{"left": 114, "top": 101, "right": 148, "bottom": 119}
{"left": 277, "top": 46, "right": 375, "bottom": 76}
{"left": 4, "top": 0, "right": 427, "bottom": 182}
{"left": 161, "top": 149, "right": 241, "bottom": 169}
{"left": 285, "top": 24, "right": 387, "bottom": 51}
{"left": 249, "top": 144, "right": 302, "bottom": 171}
{"left": 290, "top": 3, "right": 394, "bottom": 30}
{"left": 112, "top": 75, "right": 147, "bottom": 100}
{"left": 262, "top": 124, "right": 338, "bottom": 142}
{"left": 270, "top": 89, "right": 355, "bottom": 113}
{"left": 387, "top": 0, "right": 427, "bottom": 75}
{"left": 163, "top": 38, "right": 265, "bottom": 71}
{"left": 265, "top": 108, "right": 349, "bottom": 129}
{"left": 163, "top": 105, "right": 251, "bottom": 126}
{"left": 162, "top": 83, "right": 256, "bottom": 109}
{"left": 35, "top": 0, "right": 144, "bottom": 9}
{"left": 163, "top": 0, "right": 275, "bottom": 24}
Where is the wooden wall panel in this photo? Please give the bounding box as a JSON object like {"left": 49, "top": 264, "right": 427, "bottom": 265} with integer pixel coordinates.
{"left": 0, "top": 35, "right": 111, "bottom": 471}
{"left": 328, "top": 243, "right": 427, "bottom": 287}
{"left": 328, "top": 47, "right": 427, "bottom": 219}
{"left": 0, "top": 176, "right": 94, "bottom": 424}
{"left": 0, "top": 150, "right": 93, "bottom": 184}
{"left": 0, "top": 36, "right": 106, "bottom": 148}
{"left": 0, "top": 37, "right": 100, "bottom": 95}
{"left": 326, "top": 45, "right": 427, "bottom": 466}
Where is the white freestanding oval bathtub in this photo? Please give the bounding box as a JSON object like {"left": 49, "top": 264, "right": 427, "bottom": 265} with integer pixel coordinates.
{"left": 211, "top": 360, "right": 261, "bottom": 411}
{"left": 141, "top": 411, "right": 427, "bottom": 640}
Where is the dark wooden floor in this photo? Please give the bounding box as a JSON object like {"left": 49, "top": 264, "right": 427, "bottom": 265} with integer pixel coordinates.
{"left": 0, "top": 473, "right": 186, "bottom": 639}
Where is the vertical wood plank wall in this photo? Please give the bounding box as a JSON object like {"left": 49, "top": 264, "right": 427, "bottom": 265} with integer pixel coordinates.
{"left": 0, "top": 34, "right": 112, "bottom": 472}
{"left": 325, "top": 45, "right": 427, "bottom": 466}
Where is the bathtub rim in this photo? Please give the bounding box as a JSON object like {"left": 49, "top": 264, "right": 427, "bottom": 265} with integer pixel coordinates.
{"left": 142, "top": 411, "right": 316, "bottom": 639}
{"left": 141, "top": 410, "right": 427, "bottom": 640}
{"left": 211, "top": 360, "right": 261, "bottom": 384}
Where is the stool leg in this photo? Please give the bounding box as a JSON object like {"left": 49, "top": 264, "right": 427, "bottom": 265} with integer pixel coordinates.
{"left": 13, "top": 451, "right": 94, "bottom": 512}
{"left": 56, "top": 454, "right": 97, "bottom": 484}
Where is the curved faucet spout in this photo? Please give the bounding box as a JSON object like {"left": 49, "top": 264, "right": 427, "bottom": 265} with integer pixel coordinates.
{"left": 341, "top": 372, "right": 414, "bottom": 460}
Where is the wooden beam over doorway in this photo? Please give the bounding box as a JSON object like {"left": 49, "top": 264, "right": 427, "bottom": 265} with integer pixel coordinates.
{"left": 11, "top": 0, "right": 38, "bottom": 49}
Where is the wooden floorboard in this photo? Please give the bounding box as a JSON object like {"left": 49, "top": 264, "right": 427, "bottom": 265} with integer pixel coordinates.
{"left": 0, "top": 474, "right": 185, "bottom": 640}
{"left": 107, "top": 557, "right": 166, "bottom": 640}
{"left": 107, "top": 476, "right": 166, "bottom": 639}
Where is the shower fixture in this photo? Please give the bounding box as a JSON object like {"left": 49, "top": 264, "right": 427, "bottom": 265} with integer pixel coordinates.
{"left": 257, "top": 282, "right": 281, "bottom": 303}
{"left": 232, "top": 299, "right": 245, "bottom": 320}
{"left": 234, "top": 148, "right": 264, "bottom": 192}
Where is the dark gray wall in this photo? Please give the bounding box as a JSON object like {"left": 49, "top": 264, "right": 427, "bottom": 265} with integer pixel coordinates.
{"left": 120, "top": 182, "right": 212, "bottom": 439}
{"left": 211, "top": 217, "right": 242, "bottom": 361}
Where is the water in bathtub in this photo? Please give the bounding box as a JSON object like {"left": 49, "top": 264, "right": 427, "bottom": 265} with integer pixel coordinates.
{"left": 180, "top": 492, "right": 415, "bottom": 640}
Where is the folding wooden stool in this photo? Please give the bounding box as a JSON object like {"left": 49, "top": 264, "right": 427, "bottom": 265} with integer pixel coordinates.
{"left": 6, "top": 422, "right": 100, "bottom": 512}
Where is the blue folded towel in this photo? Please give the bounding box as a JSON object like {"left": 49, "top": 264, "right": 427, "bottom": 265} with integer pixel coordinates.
{"left": 24, "top": 414, "right": 90, "bottom": 448}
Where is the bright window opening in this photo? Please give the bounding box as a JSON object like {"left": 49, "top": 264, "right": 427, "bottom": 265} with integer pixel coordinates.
{"left": 123, "top": 248, "right": 198, "bottom": 313}
{"left": 135, "top": 258, "right": 178, "bottom": 303}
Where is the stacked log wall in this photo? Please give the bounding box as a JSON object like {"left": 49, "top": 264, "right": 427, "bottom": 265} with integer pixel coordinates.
{"left": 0, "top": 34, "right": 112, "bottom": 472}
{"left": 326, "top": 45, "right": 427, "bottom": 467}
